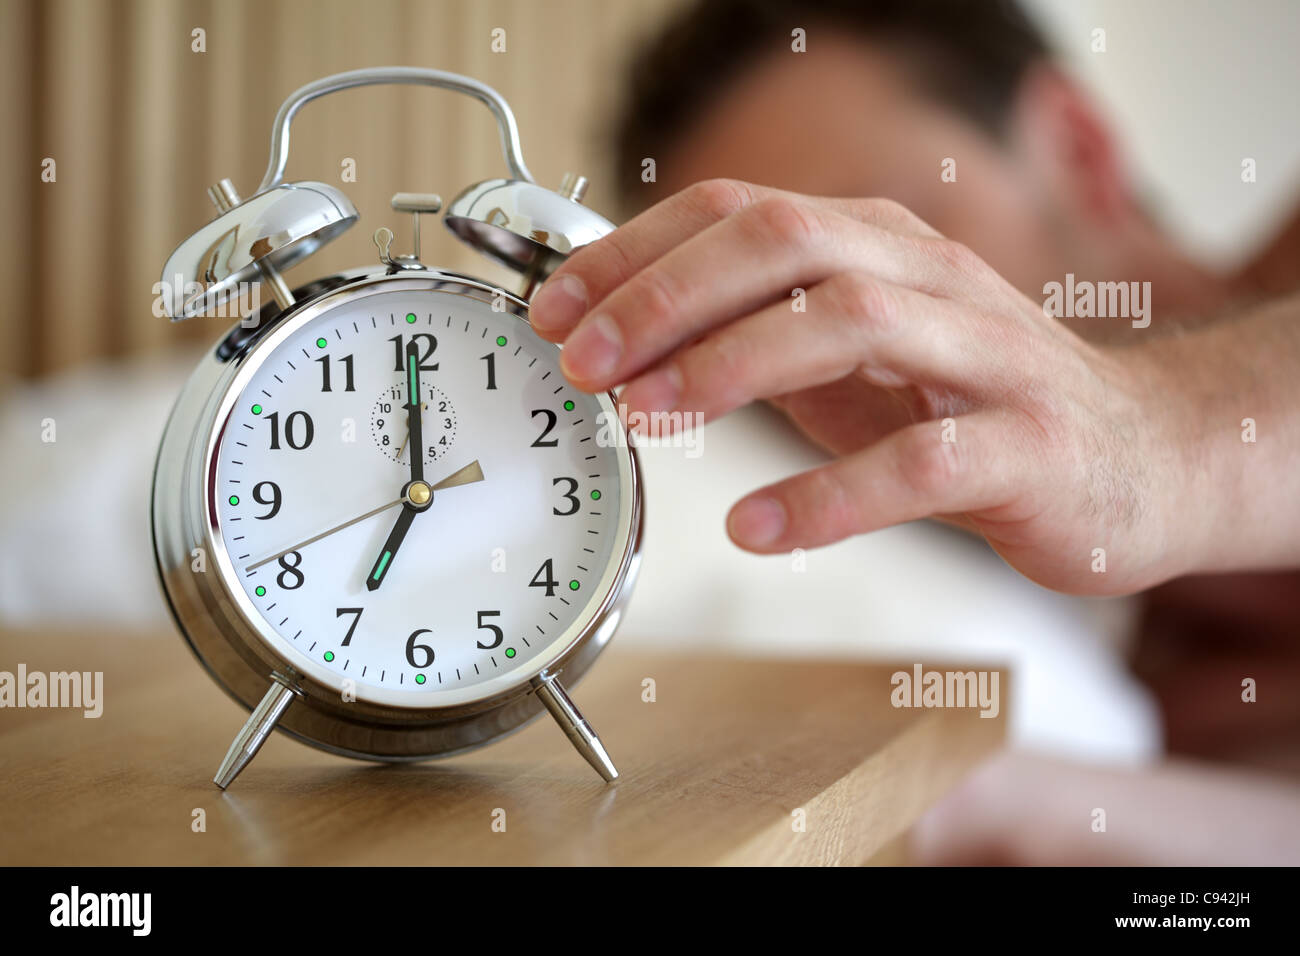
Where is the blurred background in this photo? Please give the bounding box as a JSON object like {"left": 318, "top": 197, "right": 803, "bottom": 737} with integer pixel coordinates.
{"left": 2, "top": 0, "right": 1300, "bottom": 822}
{"left": 0, "top": 0, "right": 678, "bottom": 381}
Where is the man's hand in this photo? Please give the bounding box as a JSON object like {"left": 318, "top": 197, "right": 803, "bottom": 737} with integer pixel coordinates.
{"left": 529, "top": 179, "right": 1224, "bottom": 596}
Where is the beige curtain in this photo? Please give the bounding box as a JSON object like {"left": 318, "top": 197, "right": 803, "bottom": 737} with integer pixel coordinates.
{"left": 0, "top": 0, "right": 681, "bottom": 384}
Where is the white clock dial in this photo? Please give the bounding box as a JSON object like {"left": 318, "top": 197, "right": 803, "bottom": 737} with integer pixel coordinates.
{"left": 208, "top": 287, "right": 630, "bottom": 708}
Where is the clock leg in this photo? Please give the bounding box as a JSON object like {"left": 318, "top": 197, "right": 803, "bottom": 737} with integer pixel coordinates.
{"left": 533, "top": 675, "right": 619, "bottom": 783}
{"left": 213, "top": 678, "right": 298, "bottom": 790}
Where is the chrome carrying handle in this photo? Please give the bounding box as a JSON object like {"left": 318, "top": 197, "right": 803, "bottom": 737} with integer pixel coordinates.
{"left": 257, "top": 66, "right": 535, "bottom": 193}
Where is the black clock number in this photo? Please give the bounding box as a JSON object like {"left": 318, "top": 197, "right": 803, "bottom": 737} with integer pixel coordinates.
{"left": 336, "top": 607, "right": 363, "bottom": 646}
{"left": 405, "top": 628, "right": 435, "bottom": 668}
{"left": 476, "top": 610, "right": 504, "bottom": 649}
{"left": 316, "top": 353, "right": 355, "bottom": 392}
{"left": 267, "top": 410, "right": 314, "bottom": 450}
{"left": 388, "top": 333, "right": 439, "bottom": 372}
{"left": 252, "top": 481, "right": 281, "bottom": 520}
{"left": 481, "top": 352, "right": 497, "bottom": 390}
{"left": 529, "top": 558, "right": 558, "bottom": 597}
{"left": 530, "top": 409, "right": 558, "bottom": 447}
{"left": 552, "top": 477, "right": 580, "bottom": 516}
{"left": 276, "top": 551, "right": 305, "bottom": 590}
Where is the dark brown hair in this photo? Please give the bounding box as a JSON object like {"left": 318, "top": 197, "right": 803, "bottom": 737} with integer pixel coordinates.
{"left": 613, "top": 0, "right": 1051, "bottom": 199}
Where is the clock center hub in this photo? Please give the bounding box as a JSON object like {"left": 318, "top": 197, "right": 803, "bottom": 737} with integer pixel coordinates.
{"left": 403, "top": 479, "right": 433, "bottom": 511}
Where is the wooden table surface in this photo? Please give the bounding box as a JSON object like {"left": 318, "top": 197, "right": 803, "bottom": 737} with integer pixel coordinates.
{"left": 0, "top": 627, "right": 1005, "bottom": 865}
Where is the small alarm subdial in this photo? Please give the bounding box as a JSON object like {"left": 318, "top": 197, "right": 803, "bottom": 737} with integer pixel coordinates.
{"left": 370, "top": 381, "right": 457, "bottom": 466}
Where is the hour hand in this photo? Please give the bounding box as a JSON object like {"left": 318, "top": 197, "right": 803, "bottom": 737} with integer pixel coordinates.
{"left": 366, "top": 506, "right": 416, "bottom": 591}
{"left": 363, "top": 462, "right": 480, "bottom": 591}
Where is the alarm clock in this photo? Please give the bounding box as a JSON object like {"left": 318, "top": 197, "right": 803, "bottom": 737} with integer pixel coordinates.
{"left": 151, "top": 67, "right": 643, "bottom": 789}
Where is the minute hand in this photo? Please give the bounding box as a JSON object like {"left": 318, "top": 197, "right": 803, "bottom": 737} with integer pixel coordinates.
{"left": 405, "top": 340, "right": 425, "bottom": 483}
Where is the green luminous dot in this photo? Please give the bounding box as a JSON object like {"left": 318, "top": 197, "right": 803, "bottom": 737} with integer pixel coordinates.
{"left": 316, "top": 337, "right": 328, "bottom": 349}
{"left": 415, "top": 673, "right": 426, "bottom": 685}
{"left": 251, "top": 404, "right": 262, "bottom": 415}
{"left": 228, "top": 495, "right": 239, "bottom": 506}
{"left": 323, "top": 651, "right": 335, "bottom": 663}
{"left": 563, "top": 400, "right": 575, "bottom": 411}
{"left": 406, "top": 312, "right": 418, "bottom": 324}
{"left": 254, "top": 586, "right": 266, "bottom": 597}
{"left": 569, "top": 579, "right": 580, "bottom": 591}
{"left": 590, "top": 490, "right": 601, "bottom": 501}
{"left": 505, "top": 647, "right": 516, "bottom": 659}
{"left": 496, "top": 335, "right": 507, "bottom": 347}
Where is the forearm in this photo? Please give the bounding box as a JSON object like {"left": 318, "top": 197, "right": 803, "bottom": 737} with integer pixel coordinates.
{"left": 913, "top": 751, "right": 1300, "bottom": 865}
{"left": 1145, "top": 292, "right": 1300, "bottom": 574}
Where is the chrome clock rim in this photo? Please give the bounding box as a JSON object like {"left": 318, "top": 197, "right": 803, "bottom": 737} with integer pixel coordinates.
{"left": 152, "top": 268, "right": 643, "bottom": 760}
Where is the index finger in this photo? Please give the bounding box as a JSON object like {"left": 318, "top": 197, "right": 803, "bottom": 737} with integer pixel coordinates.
{"left": 530, "top": 178, "right": 766, "bottom": 339}
{"left": 530, "top": 179, "right": 941, "bottom": 340}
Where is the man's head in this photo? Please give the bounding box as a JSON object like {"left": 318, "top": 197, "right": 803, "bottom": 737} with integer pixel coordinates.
{"left": 613, "top": 0, "right": 1178, "bottom": 301}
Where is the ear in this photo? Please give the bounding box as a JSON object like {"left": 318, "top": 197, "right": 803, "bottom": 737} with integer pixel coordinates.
{"left": 1008, "top": 64, "right": 1133, "bottom": 224}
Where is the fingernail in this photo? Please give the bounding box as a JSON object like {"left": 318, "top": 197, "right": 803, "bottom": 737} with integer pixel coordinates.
{"left": 728, "top": 496, "right": 786, "bottom": 548}
{"left": 624, "top": 364, "right": 682, "bottom": 415}
{"left": 531, "top": 273, "right": 588, "bottom": 332}
{"left": 562, "top": 313, "right": 622, "bottom": 381}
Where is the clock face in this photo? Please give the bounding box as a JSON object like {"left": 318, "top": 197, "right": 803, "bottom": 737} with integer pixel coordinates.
{"left": 207, "top": 281, "right": 634, "bottom": 708}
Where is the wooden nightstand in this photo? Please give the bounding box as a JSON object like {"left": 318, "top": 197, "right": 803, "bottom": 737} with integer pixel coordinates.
{"left": 0, "top": 627, "right": 1005, "bottom": 865}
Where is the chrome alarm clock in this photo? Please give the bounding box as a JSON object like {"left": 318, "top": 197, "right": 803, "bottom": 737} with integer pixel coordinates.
{"left": 151, "top": 68, "right": 642, "bottom": 789}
